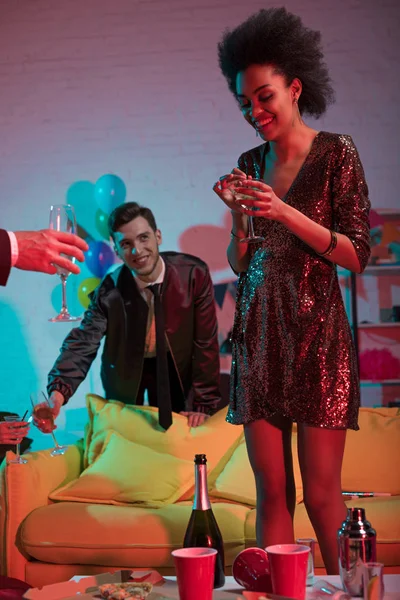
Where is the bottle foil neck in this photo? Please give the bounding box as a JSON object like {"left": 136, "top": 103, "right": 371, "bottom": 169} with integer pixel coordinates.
{"left": 193, "top": 464, "right": 211, "bottom": 510}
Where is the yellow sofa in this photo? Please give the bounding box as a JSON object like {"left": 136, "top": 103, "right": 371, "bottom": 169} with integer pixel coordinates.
{"left": 0, "top": 396, "right": 399, "bottom": 588}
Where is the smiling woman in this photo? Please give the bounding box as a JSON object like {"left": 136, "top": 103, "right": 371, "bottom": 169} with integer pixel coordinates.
{"left": 212, "top": 7, "right": 371, "bottom": 576}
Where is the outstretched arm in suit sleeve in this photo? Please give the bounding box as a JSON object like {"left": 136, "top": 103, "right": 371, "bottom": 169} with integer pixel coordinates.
{"left": 0, "top": 229, "right": 12, "bottom": 286}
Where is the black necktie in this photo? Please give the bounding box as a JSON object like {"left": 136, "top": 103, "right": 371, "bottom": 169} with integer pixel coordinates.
{"left": 148, "top": 284, "right": 173, "bottom": 430}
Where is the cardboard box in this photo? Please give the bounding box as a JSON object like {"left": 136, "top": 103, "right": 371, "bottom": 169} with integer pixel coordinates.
{"left": 23, "top": 570, "right": 163, "bottom": 600}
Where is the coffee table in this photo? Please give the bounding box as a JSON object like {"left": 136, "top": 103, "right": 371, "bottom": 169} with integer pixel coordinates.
{"left": 70, "top": 572, "right": 400, "bottom": 598}
{"left": 164, "top": 574, "right": 400, "bottom": 598}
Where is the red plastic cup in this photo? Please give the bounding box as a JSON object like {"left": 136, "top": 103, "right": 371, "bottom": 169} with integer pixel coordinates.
{"left": 171, "top": 547, "right": 217, "bottom": 600}
{"left": 266, "top": 544, "right": 310, "bottom": 600}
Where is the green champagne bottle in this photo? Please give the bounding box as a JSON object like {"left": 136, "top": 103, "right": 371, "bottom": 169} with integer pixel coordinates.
{"left": 183, "top": 454, "right": 225, "bottom": 588}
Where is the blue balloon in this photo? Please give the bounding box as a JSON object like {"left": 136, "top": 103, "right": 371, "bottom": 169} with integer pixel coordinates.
{"left": 94, "top": 174, "right": 126, "bottom": 214}
{"left": 85, "top": 240, "right": 115, "bottom": 278}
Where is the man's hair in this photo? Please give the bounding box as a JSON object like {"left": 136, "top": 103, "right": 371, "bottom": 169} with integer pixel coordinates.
{"left": 108, "top": 202, "right": 158, "bottom": 240}
{"left": 217, "top": 7, "right": 335, "bottom": 118}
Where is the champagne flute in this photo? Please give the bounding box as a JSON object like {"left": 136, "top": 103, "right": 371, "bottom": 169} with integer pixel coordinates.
{"left": 232, "top": 179, "right": 265, "bottom": 243}
{"left": 48, "top": 203, "right": 81, "bottom": 322}
{"left": 30, "top": 392, "right": 68, "bottom": 456}
{"left": 3, "top": 414, "right": 28, "bottom": 464}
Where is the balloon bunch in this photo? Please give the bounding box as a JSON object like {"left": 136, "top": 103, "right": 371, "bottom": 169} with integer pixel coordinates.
{"left": 52, "top": 174, "right": 127, "bottom": 314}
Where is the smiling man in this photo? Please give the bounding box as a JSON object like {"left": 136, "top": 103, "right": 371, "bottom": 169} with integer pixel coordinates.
{"left": 44, "top": 202, "right": 222, "bottom": 430}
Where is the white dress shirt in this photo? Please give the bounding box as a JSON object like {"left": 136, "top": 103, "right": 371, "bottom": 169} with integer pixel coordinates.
{"left": 7, "top": 231, "right": 18, "bottom": 266}
{"left": 133, "top": 257, "right": 165, "bottom": 358}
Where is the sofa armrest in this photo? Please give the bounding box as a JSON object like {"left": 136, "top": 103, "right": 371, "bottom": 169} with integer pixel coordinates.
{"left": 0, "top": 441, "right": 83, "bottom": 579}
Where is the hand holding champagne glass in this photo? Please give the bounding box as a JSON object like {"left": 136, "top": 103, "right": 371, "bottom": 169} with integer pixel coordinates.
{"left": 49, "top": 204, "right": 81, "bottom": 322}
{"left": 30, "top": 392, "right": 68, "bottom": 456}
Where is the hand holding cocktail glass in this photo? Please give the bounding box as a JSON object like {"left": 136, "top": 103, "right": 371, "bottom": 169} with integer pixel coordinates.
{"left": 232, "top": 177, "right": 283, "bottom": 213}
{"left": 213, "top": 169, "right": 265, "bottom": 243}
{"left": 231, "top": 177, "right": 265, "bottom": 243}
{"left": 213, "top": 168, "right": 249, "bottom": 213}
{"left": 2, "top": 413, "right": 31, "bottom": 464}
{"left": 30, "top": 392, "right": 67, "bottom": 456}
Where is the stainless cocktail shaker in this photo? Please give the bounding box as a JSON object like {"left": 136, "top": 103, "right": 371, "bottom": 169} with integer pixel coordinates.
{"left": 337, "top": 507, "right": 377, "bottom": 597}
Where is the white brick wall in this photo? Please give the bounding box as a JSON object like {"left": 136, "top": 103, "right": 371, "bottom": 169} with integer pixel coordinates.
{"left": 0, "top": 0, "right": 398, "bottom": 443}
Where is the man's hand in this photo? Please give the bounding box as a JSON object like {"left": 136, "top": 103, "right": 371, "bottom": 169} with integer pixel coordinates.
{"left": 33, "top": 391, "right": 64, "bottom": 433}
{"left": 14, "top": 230, "right": 89, "bottom": 275}
{"left": 180, "top": 411, "right": 210, "bottom": 428}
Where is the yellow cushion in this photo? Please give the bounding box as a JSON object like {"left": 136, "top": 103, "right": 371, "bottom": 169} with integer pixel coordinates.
{"left": 342, "top": 407, "right": 400, "bottom": 494}
{"left": 50, "top": 432, "right": 195, "bottom": 507}
{"left": 83, "top": 395, "right": 243, "bottom": 487}
{"left": 209, "top": 433, "right": 303, "bottom": 506}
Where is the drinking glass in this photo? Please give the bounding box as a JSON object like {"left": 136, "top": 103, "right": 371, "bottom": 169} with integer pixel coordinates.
{"left": 362, "top": 562, "right": 384, "bottom": 600}
{"left": 296, "top": 537, "right": 316, "bottom": 586}
{"left": 3, "top": 415, "right": 28, "bottom": 464}
{"left": 48, "top": 203, "right": 81, "bottom": 322}
{"left": 30, "top": 392, "right": 68, "bottom": 456}
{"left": 232, "top": 179, "right": 265, "bottom": 244}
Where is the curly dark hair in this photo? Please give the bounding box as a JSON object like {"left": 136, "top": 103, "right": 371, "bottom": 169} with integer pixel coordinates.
{"left": 218, "top": 7, "right": 335, "bottom": 117}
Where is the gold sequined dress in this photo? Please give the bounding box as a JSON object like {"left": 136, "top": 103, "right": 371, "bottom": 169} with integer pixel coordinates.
{"left": 227, "top": 132, "right": 371, "bottom": 430}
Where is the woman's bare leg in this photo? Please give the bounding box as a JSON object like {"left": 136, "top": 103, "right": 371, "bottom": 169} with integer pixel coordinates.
{"left": 297, "top": 424, "right": 348, "bottom": 574}
{"left": 244, "top": 414, "right": 296, "bottom": 548}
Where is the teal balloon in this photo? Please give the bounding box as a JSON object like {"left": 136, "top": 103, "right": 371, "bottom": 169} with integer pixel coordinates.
{"left": 94, "top": 174, "right": 126, "bottom": 214}
{"left": 66, "top": 180, "right": 96, "bottom": 241}
{"left": 51, "top": 278, "right": 83, "bottom": 318}
{"left": 95, "top": 209, "right": 110, "bottom": 240}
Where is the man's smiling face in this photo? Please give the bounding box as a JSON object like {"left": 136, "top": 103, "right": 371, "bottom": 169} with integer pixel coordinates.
{"left": 113, "top": 216, "right": 163, "bottom": 283}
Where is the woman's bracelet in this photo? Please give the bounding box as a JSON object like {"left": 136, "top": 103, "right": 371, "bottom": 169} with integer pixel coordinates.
{"left": 230, "top": 230, "right": 240, "bottom": 240}
{"left": 317, "top": 230, "right": 338, "bottom": 256}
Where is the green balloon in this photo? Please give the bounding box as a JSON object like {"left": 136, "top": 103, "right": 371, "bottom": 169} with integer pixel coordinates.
{"left": 95, "top": 209, "right": 110, "bottom": 240}
{"left": 78, "top": 277, "right": 101, "bottom": 309}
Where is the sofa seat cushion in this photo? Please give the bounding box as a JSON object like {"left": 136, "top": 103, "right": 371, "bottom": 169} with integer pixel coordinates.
{"left": 244, "top": 496, "right": 400, "bottom": 568}
{"left": 21, "top": 501, "right": 249, "bottom": 567}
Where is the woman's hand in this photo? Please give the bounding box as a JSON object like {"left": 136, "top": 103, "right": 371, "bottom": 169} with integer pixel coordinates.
{"left": 0, "top": 420, "right": 30, "bottom": 445}
{"left": 213, "top": 168, "right": 249, "bottom": 212}
{"left": 232, "top": 179, "right": 286, "bottom": 222}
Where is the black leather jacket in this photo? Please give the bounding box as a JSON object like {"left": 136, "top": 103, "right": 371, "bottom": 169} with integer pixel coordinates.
{"left": 47, "top": 252, "right": 221, "bottom": 414}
